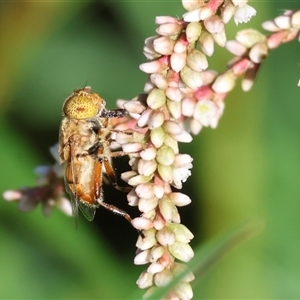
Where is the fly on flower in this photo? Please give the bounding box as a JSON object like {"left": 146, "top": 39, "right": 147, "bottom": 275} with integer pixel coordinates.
{"left": 58, "top": 86, "right": 134, "bottom": 224}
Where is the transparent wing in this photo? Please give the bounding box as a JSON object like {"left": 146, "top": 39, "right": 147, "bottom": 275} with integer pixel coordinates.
{"left": 63, "top": 171, "right": 79, "bottom": 226}
{"left": 78, "top": 202, "right": 96, "bottom": 221}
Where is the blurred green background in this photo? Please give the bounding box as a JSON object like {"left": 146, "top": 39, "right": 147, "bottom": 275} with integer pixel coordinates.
{"left": 0, "top": 1, "right": 300, "bottom": 299}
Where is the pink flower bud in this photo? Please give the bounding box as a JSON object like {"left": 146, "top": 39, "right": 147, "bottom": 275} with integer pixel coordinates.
{"left": 156, "top": 226, "right": 176, "bottom": 246}
{"left": 137, "top": 229, "right": 157, "bottom": 250}
{"left": 147, "top": 262, "right": 165, "bottom": 274}
{"left": 221, "top": 1, "right": 236, "bottom": 23}
{"left": 123, "top": 100, "right": 146, "bottom": 114}
{"left": 168, "top": 242, "right": 194, "bottom": 262}
{"left": 166, "top": 87, "right": 182, "bottom": 102}
{"left": 168, "top": 223, "right": 194, "bottom": 243}
{"left": 186, "top": 22, "right": 202, "bottom": 43}
{"left": 267, "top": 31, "right": 288, "bottom": 49}
{"left": 134, "top": 249, "right": 151, "bottom": 265}
{"left": 212, "top": 30, "right": 227, "bottom": 47}
{"left": 181, "top": 0, "right": 202, "bottom": 12}
{"left": 153, "top": 185, "right": 164, "bottom": 199}
{"left": 144, "top": 80, "right": 155, "bottom": 93}
{"left": 148, "top": 110, "right": 165, "bottom": 129}
{"left": 174, "top": 282, "right": 193, "bottom": 300}
{"left": 212, "top": 71, "right": 236, "bottom": 93}
{"left": 150, "top": 73, "right": 168, "bottom": 90}
{"left": 274, "top": 15, "right": 291, "bottom": 29}
{"left": 2, "top": 190, "right": 22, "bottom": 201}
{"left": 156, "top": 23, "right": 183, "bottom": 36}
{"left": 199, "top": 31, "right": 215, "bottom": 56}
{"left": 153, "top": 36, "right": 175, "bottom": 55}
{"left": 128, "top": 174, "right": 152, "bottom": 186}
{"left": 163, "top": 120, "right": 183, "bottom": 135}
{"left": 121, "top": 170, "right": 138, "bottom": 183}
{"left": 201, "top": 70, "right": 218, "bottom": 84}
{"left": 262, "top": 20, "right": 280, "bottom": 32}
{"left": 135, "top": 183, "right": 154, "bottom": 199}
{"left": 137, "top": 159, "right": 158, "bottom": 176}
{"left": 150, "top": 246, "right": 165, "bottom": 261}
{"left": 155, "top": 16, "right": 179, "bottom": 25}
{"left": 186, "top": 49, "right": 208, "bottom": 72}
{"left": 138, "top": 197, "right": 158, "bottom": 213}
{"left": 170, "top": 52, "right": 187, "bottom": 73}
{"left": 180, "top": 66, "right": 203, "bottom": 89}
{"left": 249, "top": 41, "right": 268, "bottom": 63}
{"left": 236, "top": 29, "right": 266, "bottom": 48}
{"left": 154, "top": 269, "right": 173, "bottom": 287}
{"left": 132, "top": 217, "right": 154, "bottom": 231}
{"left": 127, "top": 189, "right": 139, "bottom": 206}
{"left": 139, "top": 60, "right": 167, "bottom": 74}
{"left": 169, "top": 192, "right": 192, "bottom": 207}
{"left": 226, "top": 40, "right": 247, "bottom": 56}
{"left": 174, "top": 37, "right": 188, "bottom": 53}
{"left": 182, "top": 97, "right": 195, "bottom": 117}
{"left": 138, "top": 108, "right": 153, "bottom": 128}
{"left": 161, "top": 198, "right": 180, "bottom": 223}
{"left": 204, "top": 15, "right": 224, "bottom": 34}
{"left": 156, "top": 145, "right": 175, "bottom": 166}
{"left": 136, "top": 271, "right": 153, "bottom": 288}
{"left": 183, "top": 8, "right": 202, "bottom": 22}
{"left": 170, "top": 130, "right": 193, "bottom": 143}
{"left": 167, "top": 99, "right": 182, "bottom": 119}
{"left": 173, "top": 154, "right": 193, "bottom": 167}
{"left": 150, "top": 127, "right": 166, "bottom": 148}
{"left": 147, "top": 88, "right": 166, "bottom": 109}
{"left": 140, "top": 147, "right": 157, "bottom": 161}
{"left": 122, "top": 143, "right": 144, "bottom": 153}
{"left": 163, "top": 134, "right": 179, "bottom": 154}
{"left": 157, "top": 164, "right": 173, "bottom": 183}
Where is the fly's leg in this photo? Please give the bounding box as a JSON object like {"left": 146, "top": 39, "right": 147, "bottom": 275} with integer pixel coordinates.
{"left": 102, "top": 157, "right": 131, "bottom": 193}
{"left": 96, "top": 200, "right": 133, "bottom": 223}
{"left": 96, "top": 199, "right": 144, "bottom": 237}
{"left": 98, "top": 155, "right": 144, "bottom": 237}
{"left": 100, "top": 108, "right": 128, "bottom": 119}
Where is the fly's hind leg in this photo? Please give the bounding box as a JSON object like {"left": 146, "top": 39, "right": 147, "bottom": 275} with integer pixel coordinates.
{"left": 98, "top": 156, "right": 144, "bottom": 237}
{"left": 96, "top": 199, "right": 144, "bottom": 237}
{"left": 96, "top": 200, "right": 132, "bottom": 223}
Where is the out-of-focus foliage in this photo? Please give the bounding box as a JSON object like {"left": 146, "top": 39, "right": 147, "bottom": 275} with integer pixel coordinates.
{"left": 0, "top": 1, "right": 300, "bottom": 299}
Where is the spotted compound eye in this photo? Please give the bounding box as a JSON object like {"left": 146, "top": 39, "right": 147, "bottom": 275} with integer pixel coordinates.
{"left": 63, "top": 94, "right": 99, "bottom": 119}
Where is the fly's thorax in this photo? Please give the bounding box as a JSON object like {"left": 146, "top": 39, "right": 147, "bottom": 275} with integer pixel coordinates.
{"left": 63, "top": 87, "right": 106, "bottom": 120}
{"left": 59, "top": 118, "right": 98, "bottom": 160}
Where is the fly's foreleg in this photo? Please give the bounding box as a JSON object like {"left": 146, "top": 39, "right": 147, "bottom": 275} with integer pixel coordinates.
{"left": 100, "top": 109, "right": 128, "bottom": 119}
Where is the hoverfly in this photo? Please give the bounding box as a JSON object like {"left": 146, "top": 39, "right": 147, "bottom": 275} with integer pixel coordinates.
{"left": 59, "top": 86, "right": 133, "bottom": 224}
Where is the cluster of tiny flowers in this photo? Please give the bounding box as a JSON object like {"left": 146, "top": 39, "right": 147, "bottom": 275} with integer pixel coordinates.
{"left": 2, "top": 145, "right": 72, "bottom": 217}
{"left": 112, "top": 2, "right": 300, "bottom": 299}
{"left": 3, "top": 1, "right": 300, "bottom": 299}
{"left": 226, "top": 9, "right": 300, "bottom": 91}
{"left": 138, "top": 0, "right": 258, "bottom": 136}
{"left": 114, "top": 97, "right": 195, "bottom": 299}
{"left": 111, "top": 1, "right": 259, "bottom": 298}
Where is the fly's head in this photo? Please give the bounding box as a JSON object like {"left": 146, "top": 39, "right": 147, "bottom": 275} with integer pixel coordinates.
{"left": 63, "top": 86, "right": 106, "bottom": 120}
